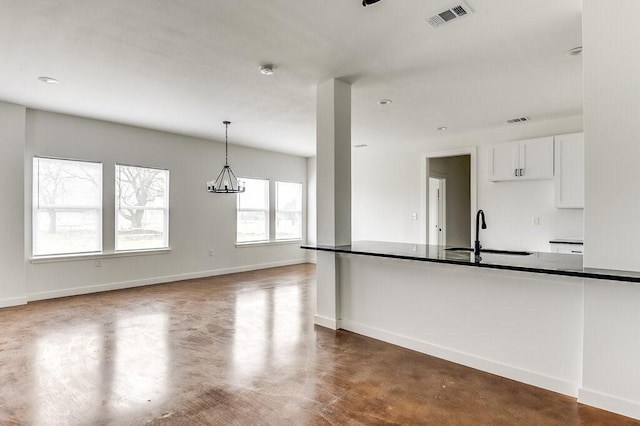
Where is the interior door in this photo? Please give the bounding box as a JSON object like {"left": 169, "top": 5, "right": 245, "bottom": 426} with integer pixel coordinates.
{"left": 429, "top": 177, "right": 446, "bottom": 246}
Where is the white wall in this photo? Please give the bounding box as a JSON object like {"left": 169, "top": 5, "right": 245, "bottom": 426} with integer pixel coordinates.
{"left": 580, "top": 280, "right": 640, "bottom": 419}
{"left": 574, "top": 0, "right": 640, "bottom": 419}
{"left": 583, "top": 0, "right": 640, "bottom": 271}
{"left": 353, "top": 115, "right": 584, "bottom": 252}
{"left": 306, "top": 156, "right": 317, "bottom": 263}
{"left": 339, "top": 255, "right": 585, "bottom": 397}
{"left": 16, "top": 109, "right": 307, "bottom": 302}
{"left": 0, "top": 101, "right": 26, "bottom": 307}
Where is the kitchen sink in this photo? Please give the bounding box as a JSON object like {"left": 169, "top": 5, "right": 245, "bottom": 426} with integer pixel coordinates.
{"left": 445, "top": 247, "right": 533, "bottom": 256}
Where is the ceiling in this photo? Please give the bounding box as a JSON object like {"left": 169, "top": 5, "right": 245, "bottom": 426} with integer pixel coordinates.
{"left": 0, "top": 0, "right": 582, "bottom": 157}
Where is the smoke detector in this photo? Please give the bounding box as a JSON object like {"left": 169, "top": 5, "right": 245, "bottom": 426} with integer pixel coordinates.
{"left": 507, "top": 116, "right": 531, "bottom": 124}
{"left": 259, "top": 64, "right": 275, "bottom": 75}
{"left": 426, "top": 2, "right": 474, "bottom": 28}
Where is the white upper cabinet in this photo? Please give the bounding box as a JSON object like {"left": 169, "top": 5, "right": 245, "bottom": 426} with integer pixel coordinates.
{"left": 554, "top": 132, "right": 584, "bottom": 208}
{"left": 489, "top": 136, "right": 554, "bottom": 181}
{"left": 488, "top": 142, "right": 519, "bottom": 181}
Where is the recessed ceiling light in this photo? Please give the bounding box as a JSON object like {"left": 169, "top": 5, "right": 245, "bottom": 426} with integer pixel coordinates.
{"left": 566, "top": 46, "right": 583, "bottom": 56}
{"left": 378, "top": 99, "right": 392, "bottom": 105}
{"left": 354, "top": 144, "right": 369, "bottom": 148}
{"left": 259, "top": 64, "right": 275, "bottom": 75}
{"left": 38, "top": 76, "right": 58, "bottom": 84}
{"left": 437, "top": 126, "right": 448, "bottom": 131}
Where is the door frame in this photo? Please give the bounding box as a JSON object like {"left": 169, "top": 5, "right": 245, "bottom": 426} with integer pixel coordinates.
{"left": 428, "top": 174, "right": 447, "bottom": 246}
{"left": 420, "top": 147, "right": 477, "bottom": 246}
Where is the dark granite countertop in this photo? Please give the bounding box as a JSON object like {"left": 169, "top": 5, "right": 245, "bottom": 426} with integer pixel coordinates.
{"left": 301, "top": 240, "right": 640, "bottom": 283}
{"left": 549, "top": 239, "right": 584, "bottom": 245}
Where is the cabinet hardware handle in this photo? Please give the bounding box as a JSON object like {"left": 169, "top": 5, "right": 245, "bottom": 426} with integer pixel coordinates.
{"left": 571, "top": 250, "right": 582, "bottom": 254}
{"left": 520, "top": 168, "right": 524, "bottom": 176}
{"left": 515, "top": 169, "right": 518, "bottom": 177}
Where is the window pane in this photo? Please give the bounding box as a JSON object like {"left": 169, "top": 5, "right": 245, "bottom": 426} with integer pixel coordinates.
{"left": 276, "top": 181, "right": 302, "bottom": 211}
{"left": 35, "top": 158, "right": 102, "bottom": 208}
{"left": 237, "top": 178, "right": 269, "bottom": 243}
{"left": 237, "top": 211, "right": 268, "bottom": 243}
{"left": 276, "top": 181, "right": 302, "bottom": 240}
{"left": 34, "top": 210, "right": 101, "bottom": 256}
{"left": 276, "top": 212, "right": 302, "bottom": 240}
{"left": 238, "top": 178, "right": 268, "bottom": 210}
{"left": 33, "top": 157, "right": 102, "bottom": 256}
{"left": 116, "top": 165, "right": 169, "bottom": 251}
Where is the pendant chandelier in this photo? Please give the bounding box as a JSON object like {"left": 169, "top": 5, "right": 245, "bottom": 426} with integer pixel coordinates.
{"left": 207, "top": 121, "right": 245, "bottom": 193}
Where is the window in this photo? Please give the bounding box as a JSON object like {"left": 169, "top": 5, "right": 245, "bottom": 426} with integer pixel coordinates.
{"left": 276, "top": 181, "right": 302, "bottom": 240}
{"left": 237, "top": 178, "right": 269, "bottom": 243}
{"left": 33, "top": 157, "right": 102, "bottom": 256}
{"left": 115, "top": 165, "right": 169, "bottom": 251}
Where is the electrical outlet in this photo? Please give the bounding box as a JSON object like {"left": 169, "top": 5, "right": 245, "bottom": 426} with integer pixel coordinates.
{"left": 532, "top": 216, "right": 540, "bottom": 226}
{"left": 208, "top": 249, "right": 214, "bottom": 257}
{"left": 410, "top": 213, "right": 418, "bottom": 220}
{"left": 95, "top": 259, "right": 102, "bottom": 267}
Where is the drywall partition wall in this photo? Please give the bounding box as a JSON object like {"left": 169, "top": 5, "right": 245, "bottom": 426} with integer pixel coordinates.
{"left": 578, "top": 0, "right": 640, "bottom": 419}
{"left": 339, "top": 255, "right": 584, "bottom": 398}
{"left": 0, "top": 101, "right": 26, "bottom": 307}
{"left": 583, "top": 0, "right": 640, "bottom": 272}
{"left": 352, "top": 115, "right": 584, "bottom": 251}
{"left": 24, "top": 110, "right": 307, "bottom": 300}
{"left": 352, "top": 143, "right": 423, "bottom": 243}
{"left": 429, "top": 155, "right": 471, "bottom": 247}
{"left": 306, "top": 156, "right": 317, "bottom": 263}
{"left": 580, "top": 279, "right": 640, "bottom": 419}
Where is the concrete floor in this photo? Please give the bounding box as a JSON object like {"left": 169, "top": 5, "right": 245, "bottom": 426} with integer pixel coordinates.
{"left": 0, "top": 264, "right": 637, "bottom": 425}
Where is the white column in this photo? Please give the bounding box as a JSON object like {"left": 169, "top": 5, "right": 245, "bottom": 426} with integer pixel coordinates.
{"left": 583, "top": 0, "right": 640, "bottom": 271}
{"left": 0, "top": 101, "right": 26, "bottom": 307}
{"left": 315, "top": 79, "right": 351, "bottom": 329}
{"left": 580, "top": 1, "right": 640, "bottom": 419}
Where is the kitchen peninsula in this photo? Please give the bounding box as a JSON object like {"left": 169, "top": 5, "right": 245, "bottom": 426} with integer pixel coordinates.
{"left": 303, "top": 241, "right": 640, "bottom": 419}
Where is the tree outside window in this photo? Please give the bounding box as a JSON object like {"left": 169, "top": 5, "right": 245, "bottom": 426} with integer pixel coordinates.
{"left": 276, "top": 181, "right": 302, "bottom": 240}
{"left": 115, "top": 165, "right": 169, "bottom": 251}
{"left": 33, "top": 157, "right": 102, "bottom": 256}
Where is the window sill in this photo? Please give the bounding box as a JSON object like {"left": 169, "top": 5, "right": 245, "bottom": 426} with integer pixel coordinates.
{"left": 236, "top": 239, "right": 303, "bottom": 248}
{"left": 30, "top": 248, "right": 172, "bottom": 264}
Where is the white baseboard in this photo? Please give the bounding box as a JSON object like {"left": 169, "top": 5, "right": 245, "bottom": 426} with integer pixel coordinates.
{"left": 0, "top": 296, "right": 27, "bottom": 308}
{"left": 27, "top": 258, "right": 307, "bottom": 302}
{"left": 314, "top": 315, "right": 338, "bottom": 330}
{"left": 340, "top": 319, "right": 578, "bottom": 398}
{"left": 579, "top": 388, "right": 640, "bottom": 420}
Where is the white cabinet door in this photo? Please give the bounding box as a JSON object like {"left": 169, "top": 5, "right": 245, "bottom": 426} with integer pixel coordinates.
{"left": 519, "top": 136, "right": 555, "bottom": 180}
{"left": 489, "top": 137, "right": 554, "bottom": 181}
{"left": 554, "top": 133, "right": 584, "bottom": 208}
{"left": 489, "top": 142, "right": 519, "bottom": 181}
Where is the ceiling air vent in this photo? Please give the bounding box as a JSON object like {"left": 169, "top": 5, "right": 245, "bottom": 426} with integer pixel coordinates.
{"left": 507, "top": 116, "right": 531, "bottom": 124}
{"left": 427, "top": 2, "right": 473, "bottom": 28}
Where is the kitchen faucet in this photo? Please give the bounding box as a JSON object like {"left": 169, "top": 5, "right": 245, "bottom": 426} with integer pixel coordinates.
{"left": 474, "top": 209, "right": 487, "bottom": 258}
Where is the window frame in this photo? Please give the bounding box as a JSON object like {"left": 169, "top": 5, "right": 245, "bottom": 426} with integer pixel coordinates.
{"left": 115, "top": 163, "right": 170, "bottom": 252}
{"left": 32, "top": 156, "right": 103, "bottom": 257}
{"left": 236, "top": 177, "right": 270, "bottom": 244}
{"left": 275, "top": 180, "right": 303, "bottom": 241}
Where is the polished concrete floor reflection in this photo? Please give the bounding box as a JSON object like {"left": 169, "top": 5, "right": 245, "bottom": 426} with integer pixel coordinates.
{"left": 0, "top": 264, "right": 637, "bottom": 425}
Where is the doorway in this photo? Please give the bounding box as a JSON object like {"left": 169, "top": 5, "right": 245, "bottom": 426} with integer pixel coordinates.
{"left": 429, "top": 177, "right": 446, "bottom": 245}
{"left": 424, "top": 152, "right": 474, "bottom": 247}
